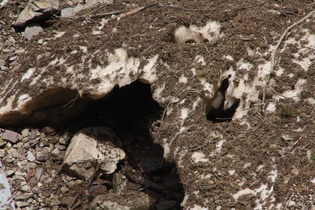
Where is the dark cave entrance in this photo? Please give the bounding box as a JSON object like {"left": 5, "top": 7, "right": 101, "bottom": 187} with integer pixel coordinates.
{"left": 68, "top": 80, "right": 185, "bottom": 209}
{"left": 3, "top": 80, "right": 184, "bottom": 209}
{"left": 206, "top": 76, "right": 240, "bottom": 123}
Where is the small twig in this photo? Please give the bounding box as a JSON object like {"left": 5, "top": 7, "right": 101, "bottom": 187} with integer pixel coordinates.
{"left": 86, "top": 163, "right": 100, "bottom": 189}
{"left": 69, "top": 163, "right": 99, "bottom": 210}
{"left": 68, "top": 194, "right": 79, "bottom": 210}
{"left": 262, "top": 10, "right": 315, "bottom": 110}
{"left": 50, "top": 163, "right": 65, "bottom": 186}
{"left": 63, "top": 92, "right": 79, "bottom": 108}
{"left": 118, "top": 2, "right": 158, "bottom": 19}
{"left": 157, "top": 3, "right": 216, "bottom": 12}
{"left": 212, "top": 171, "right": 221, "bottom": 180}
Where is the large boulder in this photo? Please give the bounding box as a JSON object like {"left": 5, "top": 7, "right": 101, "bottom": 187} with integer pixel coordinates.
{"left": 63, "top": 127, "right": 125, "bottom": 179}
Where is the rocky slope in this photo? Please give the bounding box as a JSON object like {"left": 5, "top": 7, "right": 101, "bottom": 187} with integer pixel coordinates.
{"left": 0, "top": 0, "right": 315, "bottom": 209}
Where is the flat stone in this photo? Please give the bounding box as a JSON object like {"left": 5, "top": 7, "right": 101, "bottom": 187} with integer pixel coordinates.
{"left": 6, "top": 169, "right": 16, "bottom": 177}
{"left": 16, "top": 201, "right": 29, "bottom": 208}
{"left": 61, "top": 7, "right": 75, "bottom": 17}
{"left": 8, "top": 148, "right": 26, "bottom": 160}
{"left": 15, "top": 193, "right": 33, "bottom": 201}
{"left": 2, "top": 130, "right": 19, "bottom": 143}
{"left": 14, "top": 0, "right": 59, "bottom": 27}
{"left": 20, "top": 184, "right": 31, "bottom": 192}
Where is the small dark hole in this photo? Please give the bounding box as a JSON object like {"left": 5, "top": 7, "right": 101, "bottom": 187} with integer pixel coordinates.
{"left": 206, "top": 75, "right": 240, "bottom": 123}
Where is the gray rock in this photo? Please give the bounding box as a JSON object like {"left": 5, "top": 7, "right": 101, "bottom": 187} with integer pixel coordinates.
{"left": 51, "top": 148, "right": 60, "bottom": 156}
{"left": 20, "top": 184, "right": 31, "bottom": 192}
{"left": 29, "top": 131, "right": 38, "bottom": 140}
{"left": 2, "top": 129, "right": 19, "bottom": 143}
{"left": 36, "top": 149, "right": 50, "bottom": 162}
{"left": 23, "top": 142, "right": 30, "bottom": 149}
{"left": 15, "top": 192, "right": 33, "bottom": 201}
{"left": 16, "top": 201, "right": 29, "bottom": 208}
{"left": 14, "top": 0, "right": 60, "bottom": 27}
{"left": 63, "top": 127, "right": 125, "bottom": 179}
{"left": 61, "top": 0, "right": 113, "bottom": 17}
{"left": 29, "top": 139, "right": 39, "bottom": 147}
{"left": 27, "top": 151, "right": 36, "bottom": 162}
{"left": 21, "top": 129, "right": 29, "bottom": 137}
{"left": 61, "top": 7, "right": 75, "bottom": 17}
{"left": 0, "top": 149, "right": 6, "bottom": 158}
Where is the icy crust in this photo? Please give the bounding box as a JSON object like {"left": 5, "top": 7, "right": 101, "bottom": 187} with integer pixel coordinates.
{"left": 0, "top": 47, "right": 159, "bottom": 117}
{"left": 200, "top": 26, "right": 315, "bottom": 121}
{"left": 0, "top": 20, "right": 221, "bottom": 124}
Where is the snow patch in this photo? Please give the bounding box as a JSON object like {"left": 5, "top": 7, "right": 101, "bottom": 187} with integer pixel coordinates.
{"left": 162, "top": 138, "right": 170, "bottom": 158}
{"left": 142, "top": 54, "right": 159, "bottom": 83}
{"left": 195, "top": 55, "right": 206, "bottom": 65}
{"left": 18, "top": 94, "right": 30, "bottom": 105}
{"left": 181, "top": 194, "right": 189, "bottom": 207}
{"left": 273, "top": 79, "right": 306, "bottom": 102}
{"left": 179, "top": 74, "right": 188, "bottom": 83}
{"left": 153, "top": 83, "right": 165, "bottom": 101}
{"left": 228, "top": 170, "right": 235, "bottom": 175}
{"left": 233, "top": 188, "right": 256, "bottom": 201}
{"left": 215, "top": 139, "right": 226, "bottom": 154}
{"left": 79, "top": 46, "right": 87, "bottom": 53}
{"left": 268, "top": 169, "right": 277, "bottom": 182}
{"left": 191, "top": 152, "right": 208, "bottom": 163}
{"left": 225, "top": 55, "right": 234, "bottom": 61}
{"left": 266, "top": 102, "right": 276, "bottom": 112}
{"left": 0, "top": 95, "right": 15, "bottom": 114}
{"left": 21, "top": 68, "right": 35, "bottom": 82}
{"left": 174, "top": 21, "right": 221, "bottom": 44}
{"left": 180, "top": 108, "right": 189, "bottom": 124}
{"left": 306, "top": 98, "right": 315, "bottom": 104}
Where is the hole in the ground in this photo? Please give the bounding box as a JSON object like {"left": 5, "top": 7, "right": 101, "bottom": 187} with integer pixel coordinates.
{"left": 206, "top": 75, "right": 240, "bottom": 123}
{"left": 12, "top": 80, "right": 184, "bottom": 209}
{"left": 73, "top": 80, "right": 184, "bottom": 208}
{"left": 3, "top": 80, "right": 184, "bottom": 209}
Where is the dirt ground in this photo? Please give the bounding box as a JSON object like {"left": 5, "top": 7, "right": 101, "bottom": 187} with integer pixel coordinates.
{"left": 1, "top": 0, "right": 315, "bottom": 209}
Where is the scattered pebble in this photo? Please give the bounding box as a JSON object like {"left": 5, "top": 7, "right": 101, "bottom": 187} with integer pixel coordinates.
{"left": 27, "top": 151, "right": 36, "bottom": 162}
